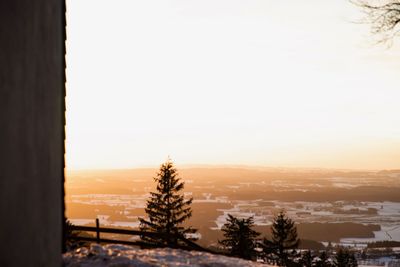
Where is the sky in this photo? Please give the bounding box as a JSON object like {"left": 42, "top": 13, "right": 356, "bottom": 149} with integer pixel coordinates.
{"left": 66, "top": 0, "right": 400, "bottom": 170}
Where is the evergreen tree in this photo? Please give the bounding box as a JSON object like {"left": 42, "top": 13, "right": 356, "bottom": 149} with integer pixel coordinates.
{"left": 139, "top": 159, "right": 196, "bottom": 247}
{"left": 315, "top": 251, "right": 332, "bottom": 267}
{"left": 219, "top": 214, "right": 261, "bottom": 260}
{"left": 299, "top": 250, "right": 314, "bottom": 267}
{"left": 334, "top": 248, "right": 358, "bottom": 267}
{"left": 327, "top": 241, "right": 333, "bottom": 252}
{"left": 262, "top": 210, "right": 300, "bottom": 266}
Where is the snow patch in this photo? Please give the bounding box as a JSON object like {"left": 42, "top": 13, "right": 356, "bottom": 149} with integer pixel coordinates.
{"left": 63, "top": 243, "right": 270, "bottom": 267}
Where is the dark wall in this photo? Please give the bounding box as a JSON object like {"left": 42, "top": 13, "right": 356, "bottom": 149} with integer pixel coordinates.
{"left": 0, "top": 1, "right": 65, "bottom": 266}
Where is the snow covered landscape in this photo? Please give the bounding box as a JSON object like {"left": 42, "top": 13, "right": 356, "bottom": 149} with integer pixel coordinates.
{"left": 63, "top": 244, "right": 268, "bottom": 267}
{"left": 67, "top": 168, "right": 400, "bottom": 246}
{"left": 65, "top": 168, "right": 400, "bottom": 266}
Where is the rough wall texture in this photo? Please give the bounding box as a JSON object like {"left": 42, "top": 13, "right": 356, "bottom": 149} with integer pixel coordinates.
{"left": 0, "top": 1, "right": 65, "bottom": 266}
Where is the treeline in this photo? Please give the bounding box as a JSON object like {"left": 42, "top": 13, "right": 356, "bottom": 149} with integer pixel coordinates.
{"left": 136, "top": 160, "right": 359, "bottom": 266}
{"left": 367, "top": 240, "right": 400, "bottom": 248}
{"left": 218, "top": 210, "right": 358, "bottom": 267}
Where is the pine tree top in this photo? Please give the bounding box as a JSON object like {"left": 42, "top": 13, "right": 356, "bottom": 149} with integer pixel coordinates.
{"left": 153, "top": 159, "right": 185, "bottom": 195}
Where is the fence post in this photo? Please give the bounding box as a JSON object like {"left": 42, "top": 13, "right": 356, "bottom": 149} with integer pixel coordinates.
{"left": 96, "top": 218, "right": 100, "bottom": 243}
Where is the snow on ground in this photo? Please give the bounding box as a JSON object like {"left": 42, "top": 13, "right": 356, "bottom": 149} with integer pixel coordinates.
{"left": 63, "top": 243, "right": 270, "bottom": 267}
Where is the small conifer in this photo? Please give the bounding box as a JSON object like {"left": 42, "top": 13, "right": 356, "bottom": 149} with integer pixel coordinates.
{"left": 219, "top": 214, "right": 261, "bottom": 260}
{"left": 139, "top": 159, "right": 196, "bottom": 247}
{"left": 334, "top": 248, "right": 358, "bottom": 267}
{"left": 262, "top": 210, "right": 299, "bottom": 266}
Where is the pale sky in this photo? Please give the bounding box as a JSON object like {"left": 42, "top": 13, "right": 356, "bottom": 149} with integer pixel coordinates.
{"left": 66, "top": 0, "right": 400, "bottom": 170}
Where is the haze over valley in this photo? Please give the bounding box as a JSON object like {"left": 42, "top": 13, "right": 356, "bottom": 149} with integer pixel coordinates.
{"left": 66, "top": 167, "right": 400, "bottom": 249}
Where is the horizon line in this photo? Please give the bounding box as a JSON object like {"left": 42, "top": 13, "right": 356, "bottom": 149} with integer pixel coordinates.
{"left": 65, "top": 163, "right": 400, "bottom": 173}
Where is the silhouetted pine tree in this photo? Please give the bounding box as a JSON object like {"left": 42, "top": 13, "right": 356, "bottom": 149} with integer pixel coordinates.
{"left": 262, "top": 210, "right": 300, "bottom": 266}
{"left": 315, "top": 251, "right": 332, "bottom": 267}
{"left": 299, "top": 250, "right": 314, "bottom": 267}
{"left": 139, "top": 159, "right": 196, "bottom": 247}
{"left": 334, "top": 248, "right": 358, "bottom": 267}
{"left": 219, "top": 214, "right": 261, "bottom": 260}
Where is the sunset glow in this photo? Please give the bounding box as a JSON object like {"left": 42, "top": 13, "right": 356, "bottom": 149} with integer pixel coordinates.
{"left": 66, "top": 0, "right": 400, "bottom": 170}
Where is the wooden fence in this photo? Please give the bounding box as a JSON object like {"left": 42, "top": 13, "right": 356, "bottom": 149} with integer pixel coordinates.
{"left": 68, "top": 219, "right": 214, "bottom": 253}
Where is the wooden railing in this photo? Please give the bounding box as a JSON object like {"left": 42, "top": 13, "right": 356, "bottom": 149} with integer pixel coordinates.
{"left": 68, "top": 219, "right": 214, "bottom": 253}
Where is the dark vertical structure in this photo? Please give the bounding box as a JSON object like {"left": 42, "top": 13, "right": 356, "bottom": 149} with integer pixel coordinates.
{"left": 0, "top": 1, "right": 65, "bottom": 266}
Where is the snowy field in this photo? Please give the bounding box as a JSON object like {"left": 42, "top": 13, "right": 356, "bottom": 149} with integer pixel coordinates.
{"left": 67, "top": 169, "right": 400, "bottom": 251}
{"left": 69, "top": 194, "right": 400, "bottom": 247}
{"left": 63, "top": 244, "right": 400, "bottom": 267}
{"left": 63, "top": 244, "right": 268, "bottom": 267}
